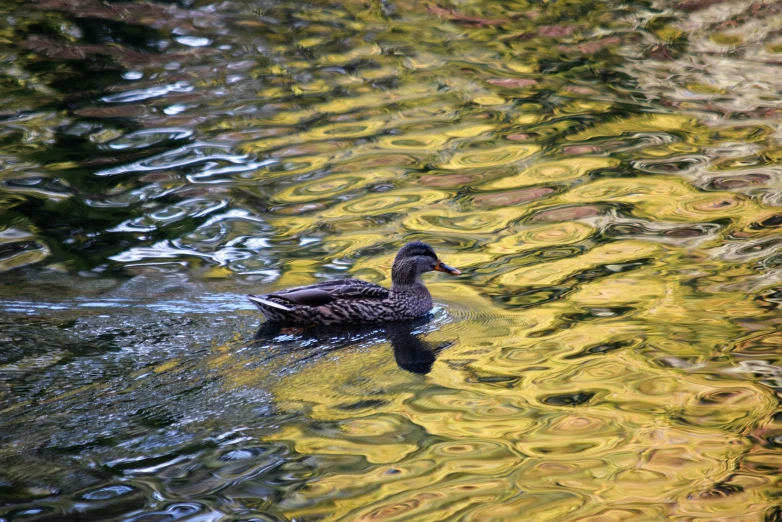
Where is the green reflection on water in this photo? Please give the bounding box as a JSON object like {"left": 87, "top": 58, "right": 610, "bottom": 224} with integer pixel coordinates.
{"left": 1, "top": 0, "right": 782, "bottom": 520}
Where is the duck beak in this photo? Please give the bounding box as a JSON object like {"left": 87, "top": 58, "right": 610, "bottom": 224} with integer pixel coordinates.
{"left": 434, "top": 260, "right": 461, "bottom": 275}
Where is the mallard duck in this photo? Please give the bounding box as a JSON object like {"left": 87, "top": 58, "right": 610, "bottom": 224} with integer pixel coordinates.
{"left": 247, "top": 241, "right": 461, "bottom": 325}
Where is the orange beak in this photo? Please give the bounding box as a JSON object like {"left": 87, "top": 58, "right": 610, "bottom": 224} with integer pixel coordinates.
{"left": 434, "top": 260, "right": 461, "bottom": 275}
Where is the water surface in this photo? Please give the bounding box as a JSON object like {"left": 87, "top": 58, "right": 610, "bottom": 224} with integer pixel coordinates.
{"left": 1, "top": 0, "right": 782, "bottom": 520}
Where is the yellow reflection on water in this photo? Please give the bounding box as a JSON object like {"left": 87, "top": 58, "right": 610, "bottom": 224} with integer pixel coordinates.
{"left": 208, "top": 237, "right": 779, "bottom": 520}
{"left": 4, "top": 0, "right": 782, "bottom": 519}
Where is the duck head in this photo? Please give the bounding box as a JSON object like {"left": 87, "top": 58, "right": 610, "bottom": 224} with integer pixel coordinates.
{"left": 391, "top": 241, "right": 461, "bottom": 287}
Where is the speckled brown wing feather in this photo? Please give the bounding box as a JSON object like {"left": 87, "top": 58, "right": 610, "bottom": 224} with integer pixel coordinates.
{"left": 269, "top": 279, "right": 390, "bottom": 307}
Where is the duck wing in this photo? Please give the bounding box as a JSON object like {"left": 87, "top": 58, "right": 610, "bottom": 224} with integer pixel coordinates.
{"left": 269, "top": 279, "right": 390, "bottom": 307}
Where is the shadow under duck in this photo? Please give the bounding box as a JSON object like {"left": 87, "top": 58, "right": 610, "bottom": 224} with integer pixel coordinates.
{"left": 247, "top": 241, "right": 461, "bottom": 326}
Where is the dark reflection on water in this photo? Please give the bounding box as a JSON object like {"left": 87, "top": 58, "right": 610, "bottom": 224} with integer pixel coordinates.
{"left": 388, "top": 322, "right": 444, "bottom": 375}
{"left": 2, "top": 0, "right": 782, "bottom": 519}
{"left": 254, "top": 315, "right": 448, "bottom": 375}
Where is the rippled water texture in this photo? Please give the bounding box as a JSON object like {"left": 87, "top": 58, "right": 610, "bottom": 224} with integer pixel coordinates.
{"left": 2, "top": 0, "right": 782, "bottom": 520}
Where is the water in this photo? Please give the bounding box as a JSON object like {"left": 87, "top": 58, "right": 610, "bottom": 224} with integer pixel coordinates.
{"left": 1, "top": 0, "right": 781, "bottom": 519}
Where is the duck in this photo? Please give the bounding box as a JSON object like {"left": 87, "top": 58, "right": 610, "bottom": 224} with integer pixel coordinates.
{"left": 247, "top": 241, "right": 461, "bottom": 326}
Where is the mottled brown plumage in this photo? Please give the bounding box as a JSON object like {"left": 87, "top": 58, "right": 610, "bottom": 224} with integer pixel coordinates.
{"left": 247, "top": 242, "right": 461, "bottom": 325}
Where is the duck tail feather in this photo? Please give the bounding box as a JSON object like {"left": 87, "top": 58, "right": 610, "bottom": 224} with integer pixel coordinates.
{"left": 247, "top": 295, "right": 293, "bottom": 312}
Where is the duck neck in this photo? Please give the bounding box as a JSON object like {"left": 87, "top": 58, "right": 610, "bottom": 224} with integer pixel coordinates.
{"left": 391, "top": 262, "right": 427, "bottom": 294}
{"left": 392, "top": 279, "right": 429, "bottom": 295}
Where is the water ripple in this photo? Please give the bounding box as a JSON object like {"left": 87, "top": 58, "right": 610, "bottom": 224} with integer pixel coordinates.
{"left": 95, "top": 143, "right": 263, "bottom": 177}
{"left": 2, "top": 0, "right": 782, "bottom": 520}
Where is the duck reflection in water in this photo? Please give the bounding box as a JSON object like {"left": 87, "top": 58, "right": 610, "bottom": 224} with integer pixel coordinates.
{"left": 253, "top": 315, "right": 450, "bottom": 375}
